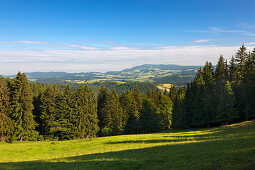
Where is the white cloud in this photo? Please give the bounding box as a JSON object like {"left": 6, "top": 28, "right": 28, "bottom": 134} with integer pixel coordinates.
{"left": 188, "top": 26, "right": 255, "bottom": 37}
{"left": 193, "top": 39, "right": 213, "bottom": 43}
{"left": 1, "top": 45, "right": 254, "bottom": 74}
{"left": 246, "top": 42, "right": 255, "bottom": 45}
{"left": 62, "top": 44, "right": 101, "bottom": 50}
{"left": 0, "top": 41, "right": 101, "bottom": 50}
{"left": 14, "top": 41, "right": 48, "bottom": 44}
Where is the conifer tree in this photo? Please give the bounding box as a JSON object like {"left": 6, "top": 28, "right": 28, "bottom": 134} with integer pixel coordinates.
{"left": 169, "top": 85, "right": 177, "bottom": 102}
{"left": 110, "top": 89, "right": 124, "bottom": 135}
{"left": 39, "top": 85, "right": 58, "bottom": 138}
{"left": 215, "top": 55, "right": 227, "bottom": 81}
{"left": 125, "top": 86, "right": 143, "bottom": 133}
{"left": 235, "top": 45, "right": 248, "bottom": 81}
{"left": 172, "top": 87, "right": 187, "bottom": 128}
{"left": 53, "top": 84, "right": 75, "bottom": 140}
{"left": 84, "top": 85, "right": 99, "bottom": 137}
{"left": 9, "top": 72, "right": 37, "bottom": 140}
{"left": 156, "top": 92, "right": 173, "bottom": 130}
{"left": 73, "top": 85, "right": 87, "bottom": 138}
{"left": 119, "top": 90, "right": 132, "bottom": 130}
{"left": 0, "top": 76, "right": 13, "bottom": 141}
{"left": 229, "top": 56, "right": 237, "bottom": 83}
{"left": 74, "top": 84, "right": 98, "bottom": 138}
{"left": 140, "top": 97, "right": 160, "bottom": 133}
{"left": 215, "top": 81, "right": 238, "bottom": 123}
{"left": 97, "top": 86, "right": 113, "bottom": 136}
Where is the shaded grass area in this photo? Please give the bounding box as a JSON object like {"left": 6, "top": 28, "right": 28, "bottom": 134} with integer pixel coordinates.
{"left": 0, "top": 120, "right": 255, "bottom": 169}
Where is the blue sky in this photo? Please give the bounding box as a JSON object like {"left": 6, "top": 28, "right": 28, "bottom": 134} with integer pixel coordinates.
{"left": 0, "top": 0, "right": 255, "bottom": 74}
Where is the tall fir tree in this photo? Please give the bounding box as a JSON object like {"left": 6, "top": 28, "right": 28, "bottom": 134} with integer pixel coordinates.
{"left": 0, "top": 76, "right": 13, "bottom": 141}
{"left": 97, "top": 86, "right": 113, "bottom": 136}
{"left": 74, "top": 85, "right": 99, "bottom": 138}
{"left": 39, "top": 85, "right": 59, "bottom": 139}
{"left": 9, "top": 72, "right": 37, "bottom": 140}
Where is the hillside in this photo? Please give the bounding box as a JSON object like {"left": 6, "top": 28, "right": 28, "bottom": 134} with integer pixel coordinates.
{"left": 25, "top": 64, "right": 200, "bottom": 85}
{"left": 0, "top": 120, "right": 254, "bottom": 169}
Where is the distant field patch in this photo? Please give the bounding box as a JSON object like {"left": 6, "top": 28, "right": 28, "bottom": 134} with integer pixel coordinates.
{"left": 157, "top": 84, "right": 172, "bottom": 91}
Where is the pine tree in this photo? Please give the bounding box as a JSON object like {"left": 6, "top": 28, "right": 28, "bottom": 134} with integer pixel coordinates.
{"left": 169, "top": 85, "right": 177, "bottom": 102}
{"left": 39, "top": 85, "right": 59, "bottom": 139}
{"left": 229, "top": 56, "right": 237, "bottom": 83}
{"left": 203, "top": 61, "right": 214, "bottom": 85}
{"left": 97, "top": 86, "right": 113, "bottom": 136}
{"left": 9, "top": 72, "right": 37, "bottom": 141}
{"left": 235, "top": 44, "right": 248, "bottom": 82}
{"left": 73, "top": 85, "right": 87, "bottom": 138}
{"left": 119, "top": 90, "right": 132, "bottom": 131}
{"left": 111, "top": 90, "right": 124, "bottom": 134}
{"left": 53, "top": 84, "right": 75, "bottom": 140}
{"left": 125, "top": 86, "right": 143, "bottom": 134}
{"left": 0, "top": 76, "right": 13, "bottom": 141}
{"left": 240, "top": 51, "right": 255, "bottom": 119}
{"left": 156, "top": 92, "right": 173, "bottom": 130}
{"left": 140, "top": 97, "right": 160, "bottom": 133}
{"left": 215, "top": 55, "right": 227, "bottom": 80}
{"left": 194, "top": 67, "right": 205, "bottom": 86}
{"left": 215, "top": 81, "right": 238, "bottom": 123}
{"left": 172, "top": 86, "right": 187, "bottom": 128}
{"left": 84, "top": 85, "right": 99, "bottom": 138}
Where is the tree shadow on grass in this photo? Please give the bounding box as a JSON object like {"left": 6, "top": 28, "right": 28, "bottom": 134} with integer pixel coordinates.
{"left": 106, "top": 139, "right": 190, "bottom": 144}
{"left": 0, "top": 136, "right": 254, "bottom": 170}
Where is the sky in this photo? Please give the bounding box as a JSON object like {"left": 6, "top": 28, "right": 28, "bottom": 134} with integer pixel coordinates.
{"left": 0, "top": 0, "right": 255, "bottom": 74}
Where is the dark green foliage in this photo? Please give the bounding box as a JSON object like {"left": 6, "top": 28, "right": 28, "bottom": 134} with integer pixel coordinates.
{"left": 169, "top": 85, "right": 177, "bottom": 102}
{"left": 173, "top": 45, "right": 255, "bottom": 128}
{"left": 74, "top": 85, "right": 99, "bottom": 138}
{"left": 39, "top": 85, "right": 59, "bottom": 139}
{"left": 0, "top": 45, "right": 254, "bottom": 140}
{"left": 97, "top": 86, "right": 123, "bottom": 136}
{"left": 124, "top": 86, "right": 143, "bottom": 134}
{"left": 140, "top": 97, "right": 161, "bottom": 133}
{"left": 0, "top": 76, "right": 13, "bottom": 141}
{"left": 9, "top": 72, "right": 37, "bottom": 141}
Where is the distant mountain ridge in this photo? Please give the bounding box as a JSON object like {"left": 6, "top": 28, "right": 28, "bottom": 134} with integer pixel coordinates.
{"left": 23, "top": 64, "right": 200, "bottom": 85}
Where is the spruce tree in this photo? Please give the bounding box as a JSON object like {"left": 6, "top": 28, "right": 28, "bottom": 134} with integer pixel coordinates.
{"left": 84, "top": 85, "right": 99, "bottom": 138}
{"left": 125, "top": 86, "right": 143, "bottom": 134}
{"left": 235, "top": 44, "right": 248, "bottom": 81}
{"left": 169, "top": 85, "right": 177, "bottom": 102}
{"left": 110, "top": 89, "right": 124, "bottom": 135}
{"left": 215, "top": 55, "right": 227, "bottom": 80}
{"left": 9, "top": 72, "right": 37, "bottom": 141}
{"left": 0, "top": 76, "right": 13, "bottom": 141}
{"left": 97, "top": 86, "right": 112, "bottom": 136}
{"left": 39, "top": 85, "right": 59, "bottom": 139}
{"left": 156, "top": 92, "right": 173, "bottom": 130}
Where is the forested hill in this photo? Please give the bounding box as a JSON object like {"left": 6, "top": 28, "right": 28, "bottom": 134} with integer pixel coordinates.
{"left": 24, "top": 64, "right": 200, "bottom": 85}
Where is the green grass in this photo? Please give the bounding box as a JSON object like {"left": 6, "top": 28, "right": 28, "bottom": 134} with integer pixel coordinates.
{"left": 0, "top": 120, "right": 255, "bottom": 169}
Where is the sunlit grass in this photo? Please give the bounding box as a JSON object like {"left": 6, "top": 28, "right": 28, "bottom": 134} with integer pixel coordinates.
{"left": 0, "top": 120, "right": 254, "bottom": 169}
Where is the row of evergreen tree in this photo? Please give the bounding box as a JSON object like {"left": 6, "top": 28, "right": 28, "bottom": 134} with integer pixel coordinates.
{"left": 0, "top": 73, "right": 173, "bottom": 141}
{"left": 0, "top": 45, "right": 254, "bottom": 141}
{"left": 172, "top": 45, "right": 255, "bottom": 128}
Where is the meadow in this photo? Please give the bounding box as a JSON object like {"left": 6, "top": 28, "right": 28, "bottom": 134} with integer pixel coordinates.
{"left": 0, "top": 120, "right": 254, "bottom": 170}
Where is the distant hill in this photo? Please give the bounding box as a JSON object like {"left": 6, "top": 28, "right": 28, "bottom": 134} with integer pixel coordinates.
{"left": 24, "top": 64, "right": 200, "bottom": 86}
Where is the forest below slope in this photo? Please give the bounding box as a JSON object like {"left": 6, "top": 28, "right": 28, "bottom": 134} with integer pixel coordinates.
{"left": 0, "top": 45, "right": 254, "bottom": 141}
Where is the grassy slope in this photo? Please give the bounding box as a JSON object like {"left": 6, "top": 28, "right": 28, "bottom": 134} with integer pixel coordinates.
{"left": 0, "top": 120, "right": 254, "bottom": 170}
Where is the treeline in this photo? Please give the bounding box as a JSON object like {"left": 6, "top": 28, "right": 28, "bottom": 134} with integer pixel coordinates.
{"left": 0, "top": 73, "right": 173, "bottom": 141}
{"left": 0, "top": 45, "right": 254, "bottom": 141}
{"left": 172, "top": 45, "right": 255, "bottom": 128}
